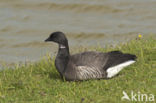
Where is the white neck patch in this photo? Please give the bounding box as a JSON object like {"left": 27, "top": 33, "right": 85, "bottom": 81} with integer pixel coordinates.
{"left": 60, "top": 44, "right": 66, "bottom": 49}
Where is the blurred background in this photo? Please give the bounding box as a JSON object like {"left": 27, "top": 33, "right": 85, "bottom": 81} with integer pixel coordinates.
{"left": 0, "top": 0, "right": 156, "bottom": 66}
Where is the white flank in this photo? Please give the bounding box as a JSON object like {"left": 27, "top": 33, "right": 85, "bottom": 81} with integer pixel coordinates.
{"left": 106, "top": 60, "right": 135, "bottom": 78}
{"left": 76, "top": 66, "right": 102, "bottom": 80}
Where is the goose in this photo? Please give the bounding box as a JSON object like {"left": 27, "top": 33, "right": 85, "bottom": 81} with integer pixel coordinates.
{"left": 45, "top": 31, "right": 137, "bottom": 81}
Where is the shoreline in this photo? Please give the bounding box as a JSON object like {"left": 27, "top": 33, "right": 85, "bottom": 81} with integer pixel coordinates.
{"left": 0, "top": 37, "right": 155, "bottom": 102}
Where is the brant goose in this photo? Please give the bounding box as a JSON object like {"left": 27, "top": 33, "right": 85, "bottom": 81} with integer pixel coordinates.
{"left": 45, "top": 32, "right": 137, "bottom": 81}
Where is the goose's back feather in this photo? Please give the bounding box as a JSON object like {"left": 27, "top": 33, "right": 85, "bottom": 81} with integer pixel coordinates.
{"left": 70, "top": 51, "right": 108, "bottom": 67}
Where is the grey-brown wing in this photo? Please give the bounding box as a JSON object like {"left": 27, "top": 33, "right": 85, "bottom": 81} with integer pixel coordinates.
{"left": 65, "top": 51, "right": 108, "bottom": 80}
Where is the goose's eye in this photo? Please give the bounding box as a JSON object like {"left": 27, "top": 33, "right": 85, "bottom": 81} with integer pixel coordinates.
{"left": 52, "top": 34, "right": 57, "bottom": 38}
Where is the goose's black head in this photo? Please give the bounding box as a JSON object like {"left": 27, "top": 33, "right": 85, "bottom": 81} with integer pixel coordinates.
{"left": 45, "top": 31, "right": 68, "bottom": 46}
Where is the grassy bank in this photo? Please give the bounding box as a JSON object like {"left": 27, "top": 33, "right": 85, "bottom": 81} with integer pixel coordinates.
{"left": 0, "top": 38, "right": 155, "bottom": 103}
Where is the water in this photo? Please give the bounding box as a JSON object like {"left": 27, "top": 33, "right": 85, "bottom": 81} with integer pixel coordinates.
{"left": 0, "top": 0, "right": 156, "bottom": 66}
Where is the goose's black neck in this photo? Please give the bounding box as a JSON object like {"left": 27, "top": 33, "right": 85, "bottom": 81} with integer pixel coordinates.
{"left": 58, "top": 43, "right": 70, "bottom": 55}
{"left": 55, "top": 42, "right": 70, "bottom": 77}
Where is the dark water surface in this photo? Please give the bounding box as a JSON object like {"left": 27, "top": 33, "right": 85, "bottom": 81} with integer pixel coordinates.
{"left": 0, "top": 0, "right": 156, "bottom": 66}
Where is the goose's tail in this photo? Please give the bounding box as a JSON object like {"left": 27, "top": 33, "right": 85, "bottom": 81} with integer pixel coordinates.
{"left": 105, "top": 51, "right": 137, "bottom": 78}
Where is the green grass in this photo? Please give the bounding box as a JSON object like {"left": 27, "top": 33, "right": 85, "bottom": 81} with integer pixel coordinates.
{"left": 0, "top": 38, "right": 155, "bottom": 103}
